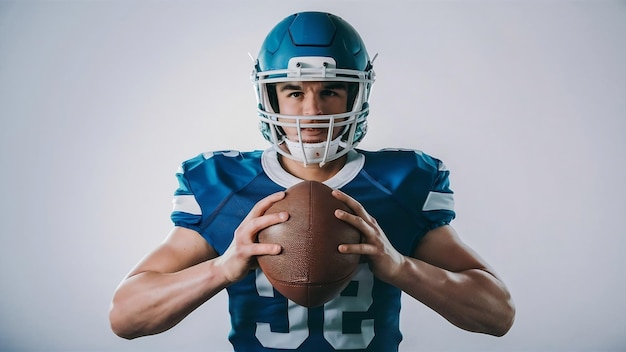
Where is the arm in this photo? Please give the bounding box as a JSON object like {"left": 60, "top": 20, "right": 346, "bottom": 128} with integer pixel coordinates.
{"left": 109, "top": 192, "right": 288, "bottom": 339}
{"left": 399, "top": 225, "right": 514, "bottom": 336}
{"left": 333, "top": 190, "right": 515, "bottom": 336}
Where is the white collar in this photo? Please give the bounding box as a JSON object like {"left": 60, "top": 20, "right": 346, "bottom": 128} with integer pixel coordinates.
{"left": 261, "top": 148, "right": 364, "bottom": 189}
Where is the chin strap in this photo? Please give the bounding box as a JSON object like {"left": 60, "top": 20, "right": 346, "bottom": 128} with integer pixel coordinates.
{"left": 283, "top": 136, "right": 342, "bottom": 167}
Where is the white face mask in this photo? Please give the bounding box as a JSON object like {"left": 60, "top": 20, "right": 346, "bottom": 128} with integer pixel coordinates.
{"left": 253, "top": 55, "right": 375, "bottom": 168}
{"left": 283, "top": 135, "right": 343, "bottom": 167}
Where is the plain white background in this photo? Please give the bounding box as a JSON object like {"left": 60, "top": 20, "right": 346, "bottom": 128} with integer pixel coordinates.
{"left": 1, "top": 0, "right": 625, "bottom": 351}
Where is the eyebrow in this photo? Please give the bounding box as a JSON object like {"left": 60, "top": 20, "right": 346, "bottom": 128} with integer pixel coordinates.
{"left": 278, "top": 82, "right": 348, "bottom": 91}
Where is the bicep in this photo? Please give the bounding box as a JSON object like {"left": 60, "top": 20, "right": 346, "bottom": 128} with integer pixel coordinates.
{"left": 126, "top": 226, "right": 218, "bottom": 278}
{"left": 412, "top": 225, "right": 494, "bottom": 274}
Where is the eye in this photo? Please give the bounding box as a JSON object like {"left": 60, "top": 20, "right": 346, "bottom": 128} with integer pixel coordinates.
{"left": 288, "top": 91, "right": 303, "bottom": 98}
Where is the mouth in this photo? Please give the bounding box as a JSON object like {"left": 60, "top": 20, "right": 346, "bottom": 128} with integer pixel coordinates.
{"left": 298, "top": 128, "right": 328, "bottom": 143}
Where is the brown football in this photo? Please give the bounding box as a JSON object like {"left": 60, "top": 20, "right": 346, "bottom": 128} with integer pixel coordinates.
{"left": 257, "top": 180, "right": 361, "bottom": 307}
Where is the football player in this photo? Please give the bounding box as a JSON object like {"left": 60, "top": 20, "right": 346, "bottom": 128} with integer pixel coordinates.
{"left": 110, "top": 11, "right": 515, "bottom": 351}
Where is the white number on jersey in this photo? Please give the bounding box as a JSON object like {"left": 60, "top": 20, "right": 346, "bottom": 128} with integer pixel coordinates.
{"left": 255, "top": 271, "right": 309, "bottom": 349}
{"left": 254, "top": 264, "right": 374, "bottom": 350}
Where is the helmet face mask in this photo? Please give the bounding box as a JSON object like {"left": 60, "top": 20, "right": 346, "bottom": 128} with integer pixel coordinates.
{"left": 252, "top": 12, "right": 375, "bottom": 167}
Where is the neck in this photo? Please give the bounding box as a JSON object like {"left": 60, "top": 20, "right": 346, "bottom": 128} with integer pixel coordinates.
{"left": 279, "top": 155, "right": 348, "bottom": 182}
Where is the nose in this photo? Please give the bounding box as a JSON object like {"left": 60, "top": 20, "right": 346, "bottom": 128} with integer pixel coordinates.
{"left": 302, "top": 93, "right": 323, "bottom": 116}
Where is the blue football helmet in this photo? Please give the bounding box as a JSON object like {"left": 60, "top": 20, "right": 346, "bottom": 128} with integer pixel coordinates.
{"left": 251, "top": 12, "right": 376, "bottom": 166}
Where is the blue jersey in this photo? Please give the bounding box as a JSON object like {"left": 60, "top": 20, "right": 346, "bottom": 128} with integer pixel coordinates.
{"left": 171, "top": 149, "right": 455, "bottom": 352}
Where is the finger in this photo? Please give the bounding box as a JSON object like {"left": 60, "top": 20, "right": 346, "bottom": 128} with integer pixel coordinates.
{"left": 245, "top": 191, "right": 286, "bottom": 220}
{"left": 334, "top": 208, "right": 372, "bottom": 236}
{"left": 332, "top": 189, "right": 369, "bottom": 219}
{"left": 338, "top": 243, "right": 377, "bottom": 255}
{"left": 237, "top": 191, "right": 288, "bottom": 237}
{"left": 247, "top": 242, "right": 282, "bottom": 256}
{"left": 238, "top": 210, "right": 289, "bottom": 241}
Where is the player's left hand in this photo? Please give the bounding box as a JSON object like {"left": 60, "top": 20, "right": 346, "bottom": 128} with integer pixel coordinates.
{"left": 332, "top": 189, "right": 406, "bottom": 284}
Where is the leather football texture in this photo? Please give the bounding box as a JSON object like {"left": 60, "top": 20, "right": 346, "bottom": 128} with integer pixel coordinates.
{"left": 257, "top": 180, "right": 361, "bottom": 307}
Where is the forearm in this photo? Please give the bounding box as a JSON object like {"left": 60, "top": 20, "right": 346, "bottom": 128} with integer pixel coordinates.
{"left": 392, "top": 257, "right": 515, "bottom": 336}
{"left": 109, "top": 259, "right": 230, "bottom": 339}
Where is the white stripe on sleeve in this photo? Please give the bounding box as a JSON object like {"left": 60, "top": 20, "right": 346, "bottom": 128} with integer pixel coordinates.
{"left": 172, "top": 195, "right": 202, "bottom": 215}
{"left": 422, "top": 191, "right": 455, "bottom": 212}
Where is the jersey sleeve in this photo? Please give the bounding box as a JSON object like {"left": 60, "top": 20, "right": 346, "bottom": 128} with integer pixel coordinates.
{"left": 420, "top": 156, "right": 456, "bottom": 230}
{"left": 170, "top": 156, "right": 204, "bottom": 233}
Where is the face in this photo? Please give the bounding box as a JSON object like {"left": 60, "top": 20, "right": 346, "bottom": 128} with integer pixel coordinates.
{"left": 275, "top": 81, "right": 349, "bottom": 143}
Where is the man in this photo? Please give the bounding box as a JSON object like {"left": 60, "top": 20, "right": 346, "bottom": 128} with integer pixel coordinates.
{"left": 109, "top": 11, "right": 515, "bottom": 351}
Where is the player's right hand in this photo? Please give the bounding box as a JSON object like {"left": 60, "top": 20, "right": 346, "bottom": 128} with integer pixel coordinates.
{"left": 213, "top": 191, "right": 288, "bottom": 284}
